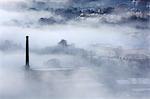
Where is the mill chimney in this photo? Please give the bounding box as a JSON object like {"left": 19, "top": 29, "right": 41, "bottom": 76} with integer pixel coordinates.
{"left": 26, "top": 36, "right": 30, "bottom": 69}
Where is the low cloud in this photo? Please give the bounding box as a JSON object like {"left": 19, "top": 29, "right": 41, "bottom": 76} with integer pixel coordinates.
{"left": 0, "top": 1, "right": 150, "bottom": 99}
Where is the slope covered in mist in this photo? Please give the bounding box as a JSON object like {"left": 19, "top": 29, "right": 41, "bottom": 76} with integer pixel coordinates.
{"left": 0, "top": 0, "right": 150, "bottom": 99}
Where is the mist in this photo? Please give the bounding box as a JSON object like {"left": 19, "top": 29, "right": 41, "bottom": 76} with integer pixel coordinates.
{"left": 0, "top": 0, "right": 150, "bottom": 99}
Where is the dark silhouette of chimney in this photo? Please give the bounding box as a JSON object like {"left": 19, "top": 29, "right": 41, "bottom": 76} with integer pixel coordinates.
{"left": 26, "top": 36, "right": 30, "bottom": 69}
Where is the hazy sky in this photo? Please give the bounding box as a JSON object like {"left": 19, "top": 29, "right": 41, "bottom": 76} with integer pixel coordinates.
{"left": 0, "top": 0, "right": 69, "bottom": 3}
{"left": 0, "top": 0, "right": 26, "bottom": 2}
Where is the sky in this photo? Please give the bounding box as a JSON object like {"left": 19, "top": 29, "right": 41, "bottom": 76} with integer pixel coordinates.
{"left": 0, "top": 0, "right": 26, "bottom": 3}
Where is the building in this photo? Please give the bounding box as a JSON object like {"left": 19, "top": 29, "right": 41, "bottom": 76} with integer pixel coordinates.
{"left": 131, "top": 0, "right": 150, "bottom": 11}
